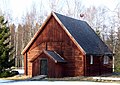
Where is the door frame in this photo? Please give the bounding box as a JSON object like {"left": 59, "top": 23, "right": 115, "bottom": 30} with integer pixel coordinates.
{"left": 40, "top": 58, "right": 48, "bottom": 75}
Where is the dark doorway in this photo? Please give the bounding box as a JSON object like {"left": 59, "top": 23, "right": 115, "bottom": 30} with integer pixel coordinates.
{"left": 40, "top": 59, "right": 48, "bottom": 75}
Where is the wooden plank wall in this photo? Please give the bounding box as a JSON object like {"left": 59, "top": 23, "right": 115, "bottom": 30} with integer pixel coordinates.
{"left": 25, "top": 16, "right": 84, "bottom": 77}
{"left": 32, "top": 53, "right": 63, "bottom": 78}
{"left": 85, "top": 55, "right": 112, "bottom": 76}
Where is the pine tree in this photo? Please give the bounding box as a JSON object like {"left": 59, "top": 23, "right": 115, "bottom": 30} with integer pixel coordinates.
{"left": 0, "top": 16, "right": 14, "bottom": 77}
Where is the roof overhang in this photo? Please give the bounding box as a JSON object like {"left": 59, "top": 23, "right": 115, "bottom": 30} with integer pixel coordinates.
{"left": 86, "top": 52, "right": 113, "bottom": 56}
{"left": 30, "top": 50, "right": 66, "bottom": 63}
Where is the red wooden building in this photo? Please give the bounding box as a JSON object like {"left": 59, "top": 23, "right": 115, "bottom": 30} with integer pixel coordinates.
{"left": 22, "top": 12, "right": 113, "bottom": 78}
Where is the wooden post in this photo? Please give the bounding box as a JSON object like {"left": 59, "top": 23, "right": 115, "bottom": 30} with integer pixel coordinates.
{"left": 113, "top": 56, "right": 114, "bottom": 72}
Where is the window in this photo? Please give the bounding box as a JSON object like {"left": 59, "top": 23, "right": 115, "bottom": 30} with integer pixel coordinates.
{"left": 90, "top": 55, "right": 93, "bottom": 64}
{"left": 103, "top": 56, "right": 109, "bottom": 64}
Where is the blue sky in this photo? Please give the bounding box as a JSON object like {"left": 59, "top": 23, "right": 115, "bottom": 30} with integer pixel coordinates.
{"left": 0, "top": 0, "right": 119, "bottom": 25}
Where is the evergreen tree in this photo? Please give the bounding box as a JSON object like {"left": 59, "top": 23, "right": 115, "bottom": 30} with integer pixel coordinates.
{"left": 0, "top": 16, "right": 14, "bottom": 76}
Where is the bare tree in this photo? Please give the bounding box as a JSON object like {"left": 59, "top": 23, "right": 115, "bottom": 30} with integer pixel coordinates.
{"left": 48, "top": 0, "right": 61, "bottom": 12}
{"left": 15, "top": 24, "right": 23, "bottom": 67}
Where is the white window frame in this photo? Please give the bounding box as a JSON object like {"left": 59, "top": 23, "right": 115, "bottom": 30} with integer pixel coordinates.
{"left": 103, "top": 56, "right": 109, "bottom": 64}
{"left": 90, "top": 55, "right": 93, "bottom": 64}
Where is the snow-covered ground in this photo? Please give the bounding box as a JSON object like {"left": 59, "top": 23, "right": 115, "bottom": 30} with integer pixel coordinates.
{"left": 0, "top": 80, "right": 120, "bottom": 85}
{"left": 0, "top": 79, "right": 13, "bottom": 83}
{"left": 93, "top": 77, "right": 120, "bottom": 81}
{"left": 12, "top": 69, "right": 24, "bottom": 75}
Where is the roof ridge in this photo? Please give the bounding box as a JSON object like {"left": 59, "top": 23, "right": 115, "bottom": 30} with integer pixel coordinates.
{"left": 54, "top": 12, "right": 85, "bottom": 23}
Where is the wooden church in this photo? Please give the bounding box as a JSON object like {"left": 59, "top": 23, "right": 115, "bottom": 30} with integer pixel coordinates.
{"left": 22, "top": 12, "right": 113, "bottom": 78}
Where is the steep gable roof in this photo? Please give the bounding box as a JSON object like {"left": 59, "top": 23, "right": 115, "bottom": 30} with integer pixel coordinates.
{"left": 22, "top": 12, "right": 112, "bottom": 56}
{"left": 54, "top": 13, "right": 112, "bottom": 55}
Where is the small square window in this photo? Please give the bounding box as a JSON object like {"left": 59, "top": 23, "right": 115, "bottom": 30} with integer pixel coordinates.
{"left": 90, "top": 55, "right": 93, "bottom": 64}
{"left": 103, "top": 56, "right": 109, "bottom": 64}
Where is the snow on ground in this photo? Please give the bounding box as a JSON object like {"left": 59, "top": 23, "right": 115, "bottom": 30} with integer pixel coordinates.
{"left": 13, "top": 69, "right": 24, "bottom": 75}
{"left": 0, "top": 80, "right": 120, "bottom": 85}
{"left": 0, "top": 79, "right": 13, "bottom": 83}
{"left": 93, "top": 77, "right": 120, "bottom": 81}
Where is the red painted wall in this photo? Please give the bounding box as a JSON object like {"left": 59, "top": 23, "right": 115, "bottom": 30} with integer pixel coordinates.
{"left": 85, "top": 55, "right": 112, "bottom": 76}
{"left": 24, "top": 15, "right": 84, "bottom": 77}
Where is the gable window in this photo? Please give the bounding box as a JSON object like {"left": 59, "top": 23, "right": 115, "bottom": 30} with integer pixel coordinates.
{"left": 90, "top": 55, "right": 93, "bottom": 64}
{"left": 103, "top": 56, "right": 109, "bottom": 64}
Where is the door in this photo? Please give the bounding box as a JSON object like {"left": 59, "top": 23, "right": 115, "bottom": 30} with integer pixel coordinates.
{"left": 40, "top": 59, "right": 48, "bottom": 75}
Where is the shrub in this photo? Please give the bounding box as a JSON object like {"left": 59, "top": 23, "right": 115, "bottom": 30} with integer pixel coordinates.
{"left": 0, "top": 70, "right": 11, "bottom": 78}
{"left": 115, "top": 67, "right": 120, "bottom": 72}
{"left": 0, "top": 70, "right": 19, "bottom": 78}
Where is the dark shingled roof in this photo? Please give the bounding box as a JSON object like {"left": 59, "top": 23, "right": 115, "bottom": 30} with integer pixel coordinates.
{"left": 55, "top": 12, "right": 112, "bottom": 55}
{"left": 45, "top": 50, "right": 66, "bottom": 63}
